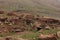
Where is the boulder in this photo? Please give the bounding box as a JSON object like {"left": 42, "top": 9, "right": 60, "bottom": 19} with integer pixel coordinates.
{"left": 56, "top": 31, "right": 60, "bottom": 38}
{"left": 0, "top": 37, "right": 5, "bottom": 40}
{"left": 0, "top": 11, "right": 4, "bottom": 14}
{"left": 38, "top": 34, "right": 57, "bottom": 40}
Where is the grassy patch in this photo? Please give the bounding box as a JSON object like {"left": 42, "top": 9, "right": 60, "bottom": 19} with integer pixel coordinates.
{"left": 20, "top": 32, "right": 39, "bottom": 40}
{"left": 20, "top": 29, "right": 60, "bottom": 40}
{"left": 0, "top": 32, "right": 15, "bottom": 37}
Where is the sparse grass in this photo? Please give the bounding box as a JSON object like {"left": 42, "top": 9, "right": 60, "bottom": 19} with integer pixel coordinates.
{"left": 40, "top": 29, "right": 60, "bottom": 34}
{"left": 0, "top": 29, "right": 59, "bottom": 40}
{"left": 20, "top": 32, "right": 39, "bottom": 40}
{"left": 0, "top": 32, "right": 15, "bottom": 37}
{"left": 20, "top": 29, "right": 60, "bottom": 40}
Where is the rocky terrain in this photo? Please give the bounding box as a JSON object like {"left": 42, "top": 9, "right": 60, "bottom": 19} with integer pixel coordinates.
{"left": 0, "top": 0, "right": 60, "bottom": 40}
{"left": 0, "top": 11, "right": 59, "bottom": 40}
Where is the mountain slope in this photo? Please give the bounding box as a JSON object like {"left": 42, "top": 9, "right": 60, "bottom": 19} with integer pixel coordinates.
{"left": 0, "top": 0, "right": 60, "bottom": 19}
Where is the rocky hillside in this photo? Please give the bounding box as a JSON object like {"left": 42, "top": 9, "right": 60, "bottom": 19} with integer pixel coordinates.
{"left": 0, "top": 0, "right": 60, "bottom": 19}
